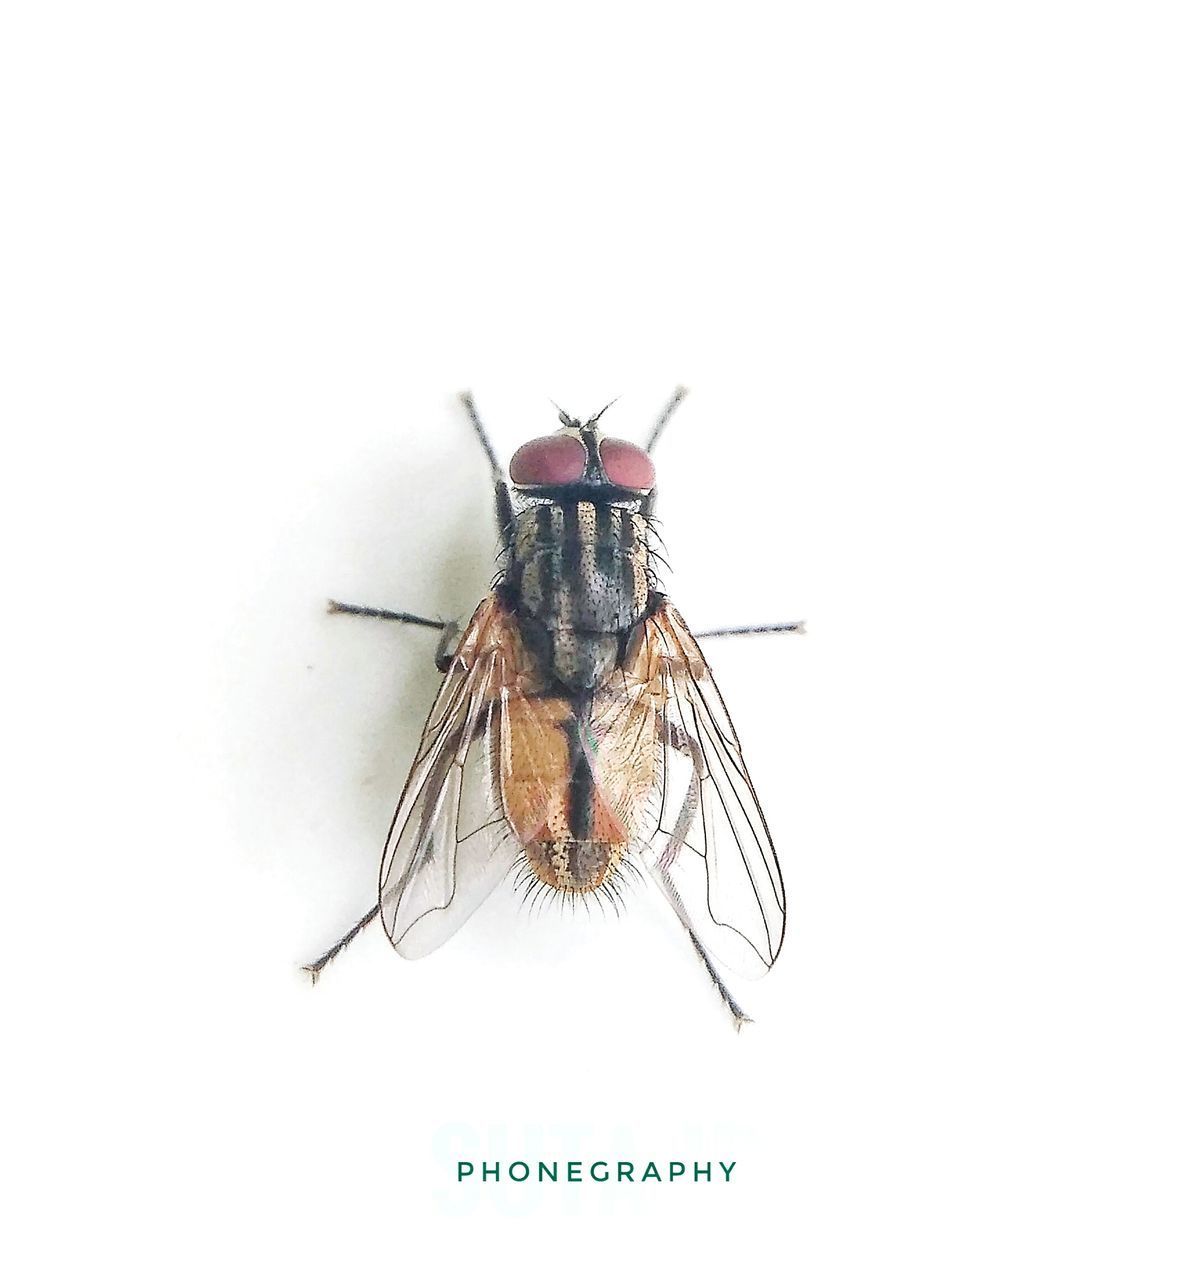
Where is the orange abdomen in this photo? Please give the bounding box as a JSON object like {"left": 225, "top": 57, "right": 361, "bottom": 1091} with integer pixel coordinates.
{"left": 502, "top": 693, "right": 649, "bottom": 893}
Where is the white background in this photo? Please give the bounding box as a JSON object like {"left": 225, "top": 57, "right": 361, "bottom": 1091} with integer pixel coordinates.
{"left": 3, "top": 2, "right": 1192, "bottom": 1277}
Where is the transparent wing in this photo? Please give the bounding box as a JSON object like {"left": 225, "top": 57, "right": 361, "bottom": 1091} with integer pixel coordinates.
{"left": 595, "top": 602, "right": 787, "bottom": 977}
{"left": 377, "top": 596, "right": 520, "bottom": 959}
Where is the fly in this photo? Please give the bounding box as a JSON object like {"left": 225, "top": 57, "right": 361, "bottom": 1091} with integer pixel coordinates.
{"left": 304, "top": 388, "right": 805, "bottom": 1026}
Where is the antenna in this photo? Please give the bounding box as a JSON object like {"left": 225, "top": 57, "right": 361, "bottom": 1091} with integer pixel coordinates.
{"left": 585, "top": 397, "right": 620, "bottom": 428}
{"left": 550, "top": 400, "right": 581, "bottom": 430}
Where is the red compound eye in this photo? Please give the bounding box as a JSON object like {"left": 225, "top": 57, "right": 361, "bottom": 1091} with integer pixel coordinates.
{"left": 509, "top": 435, "right": 587, "bottom": 486}
{"left": 600, "top": 438, "right": 656, "bottom": 489}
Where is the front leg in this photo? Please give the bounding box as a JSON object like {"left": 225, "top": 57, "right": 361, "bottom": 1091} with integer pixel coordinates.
{"left": 459, "top": 391, "right": 515, "bottom": 542}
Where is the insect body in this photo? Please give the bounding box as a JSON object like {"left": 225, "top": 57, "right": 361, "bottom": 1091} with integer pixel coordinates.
{"left": 306, "top": 390, "right": 804, "bottom": 1026}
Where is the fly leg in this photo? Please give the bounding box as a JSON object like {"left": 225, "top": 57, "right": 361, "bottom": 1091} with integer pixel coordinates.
{"left": 651, "top": 715, "right": 753, "bottom": 1029}
{"left": 302, "top": 903, "right": 380, "bottom": 982}
{"left": 326, "top": 602, "right": 444, "bottom": 628}
{"left": 644, "top": 385, "right": 689, "bottom": 454}
{"left": 314, "top": 609, "right": 439, "bottom": 977}
{"left": 693, "top": 621, "right": 807, "bottom": 638}
{"left": 303, "top": 841, "right": 432, "bottom": 979}
{"left": 325, "top": 602, "right": 462, "bottom": 672}
{"left": 459, "top": 390, "right": 514, "bottom": 542}
{"left": 685, "top": 928, "right": 752, "bottom": 1028}
{"left": 324, "top": 394, "right": 504, "bottom": 661}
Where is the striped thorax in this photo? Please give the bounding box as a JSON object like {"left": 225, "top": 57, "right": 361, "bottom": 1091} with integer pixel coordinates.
{"left": 508, "top": 499, "right": 652, "bottom": 692}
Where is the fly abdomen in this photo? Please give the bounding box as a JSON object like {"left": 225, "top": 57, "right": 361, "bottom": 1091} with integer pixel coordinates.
{"left": 504, "top": 690, "right": 632, "bottom": 895}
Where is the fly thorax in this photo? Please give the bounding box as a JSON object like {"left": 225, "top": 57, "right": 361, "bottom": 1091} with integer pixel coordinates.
{"left": 507, "top": 500, "right": 651, "bottom": 691}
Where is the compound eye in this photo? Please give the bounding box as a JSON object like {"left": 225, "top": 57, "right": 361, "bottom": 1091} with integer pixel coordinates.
{"left": 599, "top": 438, "right": 656, "bottom": 490}
{"left": 509, "top": 435, "right": 587, "bottom": 486}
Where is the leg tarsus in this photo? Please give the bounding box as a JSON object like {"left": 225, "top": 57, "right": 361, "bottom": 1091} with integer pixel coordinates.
{"left": 459, "top": 391, "right": 515, "bottom": 541}
{"left": 693, "top": 621, "right": 806, "bottom": 638}
{"left": 302, "top": 903, "right": 381, "bottom": 982}
{"left": 326, "top": 601, "right": 461, "bottom": 669}
{"left": 687, "top": 928, "right": 753, "bottom": 1029}
{"left": 645, "top": 385, "right": 689, "bottom": 454}
{"left": 327, "top": 599, "right": 446, "bottom": 629}
{"left": 459, "top": 390, "right": 503, "bottom": 479}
